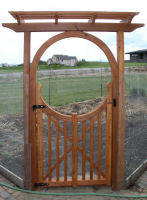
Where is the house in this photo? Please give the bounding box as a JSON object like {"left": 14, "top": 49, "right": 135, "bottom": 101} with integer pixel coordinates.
{"left": 47, "top": 55, "right": 77, "bottom": 66}
{"left": 126, "top": 49, "right": 147, "bottom": 62}
{"left": 0, "top": 63, "right": 9, "bottom": 67}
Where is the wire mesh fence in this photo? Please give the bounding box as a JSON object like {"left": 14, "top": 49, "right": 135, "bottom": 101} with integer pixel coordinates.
{"left": 0, "top": 66, "right": 146, "bottom": 180}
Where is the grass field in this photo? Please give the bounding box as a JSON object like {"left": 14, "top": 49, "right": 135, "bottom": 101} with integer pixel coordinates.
{"left": 0, "top": 61, "right": 147, "bottom": 73}
{"left": 0, "top": 72, "right": 146, "bottom": 115}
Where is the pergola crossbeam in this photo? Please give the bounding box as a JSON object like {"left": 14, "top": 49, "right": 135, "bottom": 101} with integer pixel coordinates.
{"left": 9, "top": 11, "right": 139, "bottom": 22}
{"left": 2, "top": 22, "right": 144, "bottom": 32}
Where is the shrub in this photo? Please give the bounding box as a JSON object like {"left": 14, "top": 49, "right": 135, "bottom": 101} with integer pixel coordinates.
{"left": 76, "top": 59, "right": 86, "bottom": 66}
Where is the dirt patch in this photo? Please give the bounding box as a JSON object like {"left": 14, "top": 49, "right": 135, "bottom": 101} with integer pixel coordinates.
{"left": 53, "top": 97, "right": 104, "bottom": 115}
{"left": 0, "top": 96, "right": 147, "bottom": 182}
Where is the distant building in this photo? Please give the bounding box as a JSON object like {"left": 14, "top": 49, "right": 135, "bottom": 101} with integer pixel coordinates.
{"left": 126, "top": 49, "right": 147, "bottom": 62}
{"left": 0, "top": 63, "right": 9, "bottom": 67}
{"left": 47, "top": 55, "right": 77, "bottom": 66}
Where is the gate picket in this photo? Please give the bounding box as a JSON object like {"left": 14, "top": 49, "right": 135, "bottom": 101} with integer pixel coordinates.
{"left": 48, "top": 115, "right": 52, "bottom": 181}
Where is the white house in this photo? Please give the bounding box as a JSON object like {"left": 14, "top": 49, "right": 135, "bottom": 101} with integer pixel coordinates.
{"left": 47, "top": 55, "right": 77, "bottom": 66}
{"left": 0, "top": 63, "right": 9, "bottom": 67}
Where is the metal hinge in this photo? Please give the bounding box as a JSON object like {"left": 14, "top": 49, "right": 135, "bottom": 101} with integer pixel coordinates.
{"left": 33, "top": 105, "right": 47, "bottom": 111}
{"left": 107, "top": 98, "right": 117, "bottom": 107}
{"left": 34, "top": 182, "right": 49, "bottom": 187}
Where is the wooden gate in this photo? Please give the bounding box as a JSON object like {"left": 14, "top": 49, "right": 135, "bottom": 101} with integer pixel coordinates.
{"left": 35, "top": 82, "right": 112, "bottom": 187}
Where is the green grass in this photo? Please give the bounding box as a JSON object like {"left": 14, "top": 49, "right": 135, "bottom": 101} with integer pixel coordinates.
{"left": 40, "top": 76, "right": 111, "bottom": 106}
{"left": 0, "top": 61, "right": 147, "bottom": 73}
{"left": 0, "top": 72, "right": 146, "bottom": 115}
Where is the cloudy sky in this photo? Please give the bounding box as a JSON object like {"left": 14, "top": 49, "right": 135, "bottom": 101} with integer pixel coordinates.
{"left": 0, "top": 0, "right": 147, "bottom": 64}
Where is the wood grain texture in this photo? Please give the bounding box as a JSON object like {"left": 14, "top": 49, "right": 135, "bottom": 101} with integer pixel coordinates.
{"left": 23, "top": 32, "right": 32, "bottom": 189}
{"left": 9, "top": 11, "right": 139, "bottom": 21}
{"left": 2, "top": 22, "right": 144, "bottom": 32}
{"left": 48, "top": 115, "right": 52, "bottom": 181}
{"left": 105, "top": 82, "right": 112, "bottom": 186}
{"left": 72, "top": 113, "right": 78, "bottom": 187}
{"left": 112, "top": 32, "right": 125, "bottom": 190}
{"left": 36, "top": 83, "right": 44, "bottom": 182}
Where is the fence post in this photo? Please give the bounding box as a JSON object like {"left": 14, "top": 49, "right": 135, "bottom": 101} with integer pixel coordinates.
{"left": 23, "top": 32, "right": 32, "bottom": 189}
{"left": 112, "top": 31, "right": 125, "bottom": 190}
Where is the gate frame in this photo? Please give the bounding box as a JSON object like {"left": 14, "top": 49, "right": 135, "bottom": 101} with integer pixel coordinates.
{"left": 2, "top": 11, "right": 144, "bottom": 190}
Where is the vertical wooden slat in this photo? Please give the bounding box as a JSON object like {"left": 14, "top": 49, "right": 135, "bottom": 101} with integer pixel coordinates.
{"left": 105, "top": 82, "right": 112, "bottom": 186}
{"left": 82, "top": 121, "right": 86, "bottom": 180}
{"left": 90, "top": 118, "right": 94, "bottom": 180}
{"left": 37, "top": 83, "right": 44, "bottom": 181}
{"left": 98, "top": 113, "right": 102, "bottom": 179}
{"left": 72, "top": 113, "right": 77, "bottom": 187}
{"left": 64, "top": 121, "right": 67, "bottom": 181}
{"left": 56, "top": 119, "right": 60, "bottom": 181}
{"left": 48, "top": 115, "right": 52, "bottom": 181}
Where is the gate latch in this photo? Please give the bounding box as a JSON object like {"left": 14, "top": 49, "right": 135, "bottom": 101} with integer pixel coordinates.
{"left": 113, "top": 98, "right": 117, "bottom": 107}
{"left": 33, "top": 105, "right": 47, "bottom": 111}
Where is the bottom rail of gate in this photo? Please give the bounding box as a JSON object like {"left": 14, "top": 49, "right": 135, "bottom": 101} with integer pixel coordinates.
{"left": 35, "top": 82, "right": 112, "bottom": 187}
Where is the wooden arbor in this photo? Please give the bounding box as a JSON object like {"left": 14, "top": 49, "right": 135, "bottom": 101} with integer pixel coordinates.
{"left": 2, "top": 11, "right": 144, "bottom": 190}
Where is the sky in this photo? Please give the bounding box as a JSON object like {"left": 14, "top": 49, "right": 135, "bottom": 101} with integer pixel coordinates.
{"left": 0, "top": 0, "right": 147, "bottom": 65}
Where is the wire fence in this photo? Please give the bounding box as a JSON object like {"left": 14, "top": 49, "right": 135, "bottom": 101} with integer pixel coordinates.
{"left": 0, "top": 67, "right": 146, "bottom": 179}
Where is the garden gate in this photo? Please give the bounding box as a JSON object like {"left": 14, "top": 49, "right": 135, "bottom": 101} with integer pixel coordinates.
{"left": 35, "top": 82, "right": 112, "bottom": 187}
{"left": 3, "top": 11, "right": 143, "bottom": 190}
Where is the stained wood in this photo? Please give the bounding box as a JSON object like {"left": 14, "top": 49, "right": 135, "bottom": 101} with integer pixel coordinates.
{"left": 2, "top": 22, "right": 144, "bottom": 32}
{"left": 37, "top": 83, "right": 44, "bottom": 181}
{"left": 72, "top": 113, "right": 78, "bottom": 187}
{"left": 48, "top": 115, "right": 52, "bottom": 181}
{"left": 9, "top": 11, "right": 139, "bottom": 22}
{"left": 64, "top": 121, "right": 67, "bottom": 181}
{"left": 90, "top": 119, "right": 94, "bottom": 180}
{"left": 56, "top": 119, "right": 60, "bottom": 181}
{"left": 82, "top": 121, "right": 86, "bottom": 180}
{"left": 23, "top": 32, "right": 32, "bottom": 189}
{"left": 112, "top": 31, "right": 125, "bottom": 190}
{"left": 98, "top": 113, "right": 102, "bottom": 179}
{"left": 38, "top": 178, "right": 106, "bottom": 187}
{"left": 105, "top": 82, "right": 112, "bottom": 186}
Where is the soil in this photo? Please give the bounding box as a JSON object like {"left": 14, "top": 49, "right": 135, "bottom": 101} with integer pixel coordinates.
{"left": 0, "top": 95, "right": 147, "bottom": 183}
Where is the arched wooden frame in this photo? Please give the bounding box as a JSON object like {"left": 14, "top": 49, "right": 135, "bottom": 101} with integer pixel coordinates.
{"left": 3, "top": 10, "right": 143, "bottom": 191}
{"left": 28, "top": 30, "right": 121, "bottom": 190}
{"left": 30, "top": 31, "right": 118, "bottom": 96}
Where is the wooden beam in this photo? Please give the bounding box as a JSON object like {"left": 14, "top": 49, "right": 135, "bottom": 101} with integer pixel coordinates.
{"left": 88, "top": 16, "right": 96, "bottom": 24}
{"left": 112, "top": 31, "right": 125, "bottom": 190}
{"left": 9, "top": 11, "right": 139, "bottom": 21}
{"left": 23, "top": 32, "right": 31, "bottom": 189}
{"left": 2, "top": 22, "right": 144, "bottom": 32}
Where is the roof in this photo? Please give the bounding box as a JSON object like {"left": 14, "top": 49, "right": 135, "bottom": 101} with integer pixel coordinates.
{"left": 53, "top": 55, "right": 77, "bottom": 60}
{"left": 2, "top": 11, "right": 144, "bottom": 32}
{"left": 126, "top": 49, "right": 147, "bottom": 54}
{"left": 8, "top": 11, "right": 139, "bottom": 23}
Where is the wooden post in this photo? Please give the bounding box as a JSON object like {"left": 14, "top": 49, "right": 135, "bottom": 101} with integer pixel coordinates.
{"left": 23, "top": 32, "right": 32, "bottom": 189}
{"left": 112, "top": 31, "right": 125, "bottom": 190}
